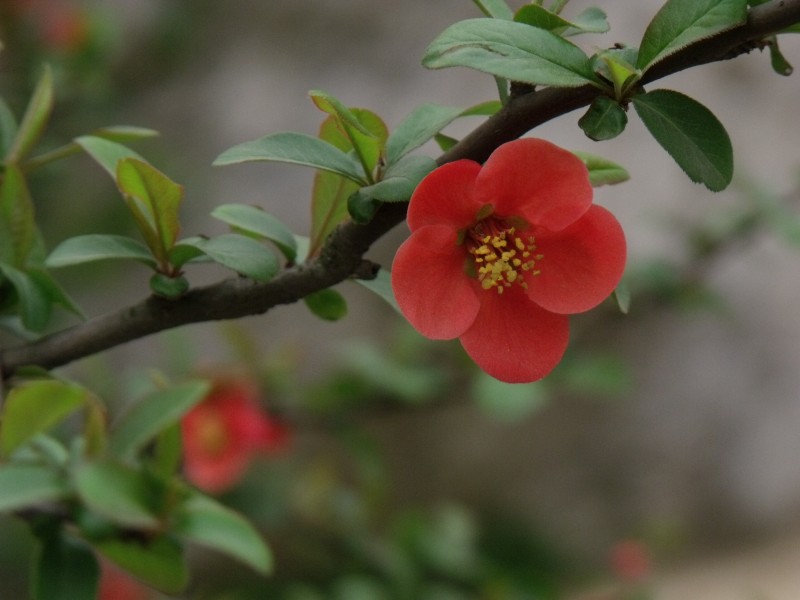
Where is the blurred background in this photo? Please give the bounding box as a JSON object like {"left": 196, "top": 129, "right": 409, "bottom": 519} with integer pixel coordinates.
{"left": 2, "top": 0, "right": 800, "bottom": 598}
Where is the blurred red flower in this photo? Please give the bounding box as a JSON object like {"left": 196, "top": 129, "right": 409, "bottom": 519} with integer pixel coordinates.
{"left": 392, "top": 138, "right": 626, "bottom": 382}
{"left": 181, "top": 377, "right": 289, "bottom": 492}
{"left": 97, "top": 561, "right": 150, "bottom": 600}
{"left": 610, "top": 539, "right": 651, "bottom": 583}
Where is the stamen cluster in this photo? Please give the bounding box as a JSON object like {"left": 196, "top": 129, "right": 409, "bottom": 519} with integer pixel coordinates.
{"left": 466, "top": 219, "right": 542, "bottom": 293}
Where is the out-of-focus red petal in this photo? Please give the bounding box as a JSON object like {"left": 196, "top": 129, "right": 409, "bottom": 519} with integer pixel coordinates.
{"left": 525, "top": 205, "right": 626, "bottom": 314}
{"left": 459, "top": 286, "right": 569, "bottom": 383}
{"left": 407, "top": 160, "right": 483, "bottom": 232}
{"left": 474, "top": 138, "right": 592, "bottom": 231}
{"left": 392, "top": 225, "right": 480, "bottom": 340}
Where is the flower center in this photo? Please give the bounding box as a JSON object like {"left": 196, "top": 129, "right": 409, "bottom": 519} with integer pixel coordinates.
{"left": 465, "top": 217, "right": 543, "bottom": 294}
{"left": 195, "top": 412, "right": 230, "bottom": 456}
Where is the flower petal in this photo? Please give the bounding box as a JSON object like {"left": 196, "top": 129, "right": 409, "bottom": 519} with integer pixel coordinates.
{"left": 474, "top": 138, "right": 593, "bottom": 231}
{"left": 392, "top": 224, "right": 480, "bottom": 339}
{"left": 459, "top": 286, "right": 569, "bottom": 383}
{"left": 525, "top": 204, "right": 626, "bottom": 314}
{"left": 407, "top": 159, "right": 484, "bottom": 231}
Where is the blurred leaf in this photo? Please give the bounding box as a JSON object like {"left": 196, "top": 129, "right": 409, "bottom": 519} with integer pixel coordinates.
{"left": 26, "top": 268, "right": 84, "bottom": 319}
{"left": 341, "top": 341, "right": 445, "bottom": 403}
{"left": 110, "top": 380, "right": 210, "bottom": 460}
{"left": 211, "top": 203, "right": 297, "bottom": 261}
{"left": 554, "top": 354, "right": 632, "bottom": 397}
{"left": 93, "top": 535, "right": 187, "bottom": 594}
{"left": 358, "top": 155, "right": 437, "bottom": 202}
{"left": 578, "top": 95, "right": 628, "bottom": 141}
{"left": 471, "top": 0, "right": 514, "bottom": 19}
{"left": 46, "top": 234, "right": 156, "bottom": 269}
{"left": 152, "top": 422, "right": 183, "bottom": 478}
{"left": 32, "top": 531, "right": 99, "bottom": 600}
{"left": 0, "top": 465, "right": 69, "bottom": 513}
{"left": 472, "top": 372, "right": 549, "bottom": 421}
{"left": 174, "top": 492, "right": 273, "bottom": 575}
{"left": 352, "top": 268, "right": 401, "bottom": 314}
{"left": 214, "top": 132, "right": 369, "bottom": 185}
{"left": 74, "top": 135, "right": 146, "bottom": 178}
{"left": 0, "top": 164, "right": 36, "bottom": 267}
{"left": 333, "top": 576, "right": 390, "bottom": 600}
{"left": 5, "top": 64, "right": 53, "bottom": 163}
{"left": 174, "top": 234, "right": 279, "bottom": 281}
{"left": 304, "top": 288, "right": 348, "bottom": 321}
{"left": 1, "top": 379, "right": 89, "bottom": 457}
{"left": 571, "top": 151, "right": 630, "bottom": 187}
{"left": 0, "top": 263, "right": 50, "bottom": 331}
{"left": 636, "top": 0, "right": 747, "bottom": 70}
{"left": 116, "top": 158, "right": 184, "bottom": 263}
{"left": 0, "top": 97, "right": 18, "bottom": 156}
{"left": 74, "top": 462, "right": 161, "bottom": 529}
{"left": 632, "top": 89, "right": 732, "bottom": 191}
{"left": 88, "top": 125, "right": 159, "bottom": 142}
{"left": 423, "top": 19, "right": 600, "bottom": 87}
{"left": 514, "top": 5, "right": 609, "bottom": 36}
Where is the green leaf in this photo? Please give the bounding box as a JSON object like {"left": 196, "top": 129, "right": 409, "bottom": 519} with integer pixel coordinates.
{"left": 0, "top": 163, "right": 36, "bottom": 268}
{"left": 384, "top": 100, "right": 503, "bottom": 165}
{"left": 116, "top": 158, "right": 184, "bottom": 262}
{"left": 93, "top": 535, "right": 187, "bottom": 594}
{"left": 0, "top": 263, "right": 52, "bottom": 331}
{"left": 304, "top": 288, "right": 348, "bottom": 321}
{"left": 213, "top": 132, "right": 368, "bottom": 185}
{"left": 74, "top": 462, "right": 161, "bottom": 529}
{"left": 347, "top": 189, "right": 381, "bottom": 224}
{"left": 211, "top": 204, "right": 297, "bottom": 261}
{"left": 309, "top": 91, "right": 387, "bottom": 180}
{"left": 423, "top": 18, "right": 600, "bottom": 87}
{"left": 0, "top": 97, "right": 18, "bottom": 157}
{"left": 572, "top": 151, "right": 631, "bottom": 187}
{"left": 75, "top": 135, "right": 146, "bottom": 178}
{"left": 109, "top": 380, "right": 210, "bottom": 460}
{"left": 636, "top": 0, "right": 748, "bottom": 71}
{"left": 45, "top": 234, "right": 156, "bottom": 269}
{"left": 174, "top": 492, "right": 273, "bottom": 575}
{"left": 352, "top": 268, "right": 401, "bottom": 314}
{"left": 385, "top": 104, "right": 463, "bottom": 165}
{"left": 471, "top": 0, "right": 514, "bottom": 19}
{"left": 514, "top": 5, "right": 609, "bottom": 36}
{"left": 26, "top": 268, "right": 85, "bottom": 319}
{"left": 5, "top": 64, "right": 53, "bottom": 163}
{"left": 88, "top": 125, "right": 159, "bottom": 143}
{"left": 1, "top": 379, "right": 89, "bottom": 457}
{"left": 632, "top": 89, "right": 733, "bottom": 191}
{"left": 308, "top": 116, "right": 361, "bottom": 259}
{"left": 578, "top": 95, "right": 628, "bottom": 141}
{"left": 767, "top": 37, "right": 794, "bottom": 75}
{"left": 175, "top": 234, "right": 280, "bottom": 281}
{"left": 32, "top": 532, "right": 99, "bottom": 600}
{"left": 358, "top": 155, "right": 437, "bottom": 202}
{"left": 0, "top": 464, "right": 70, "bottom": 512}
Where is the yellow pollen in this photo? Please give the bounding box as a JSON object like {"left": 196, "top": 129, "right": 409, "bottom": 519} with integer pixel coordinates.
{"left": 466, "top": 219, "right": 542, "bottom": 294}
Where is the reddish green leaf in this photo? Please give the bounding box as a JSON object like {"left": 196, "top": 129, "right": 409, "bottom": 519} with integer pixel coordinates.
{"left": 116, "top": 158, "right": 184, "bottom": 263}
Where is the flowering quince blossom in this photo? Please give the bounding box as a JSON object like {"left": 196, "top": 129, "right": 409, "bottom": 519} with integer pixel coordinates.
{"left": 181, "top": 377, "right": 289, "bottom": 493}
{"left": 391, "top": 138, "right": 626, "bottom": 383}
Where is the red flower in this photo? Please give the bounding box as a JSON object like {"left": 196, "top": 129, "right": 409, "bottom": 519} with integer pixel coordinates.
{"left": 609, "top": 539, "right": 651, "bottom": 583}
{"left": 181, "top": 377, "right": 289, "bottom": 492}
{"left": 391, "top": 138, "right": 626, "bottom": 383}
